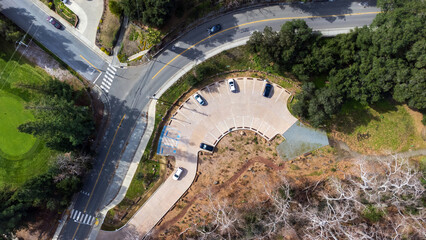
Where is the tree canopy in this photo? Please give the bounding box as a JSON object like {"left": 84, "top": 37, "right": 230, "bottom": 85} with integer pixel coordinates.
{"left": 120, "top": 0, "right": 173, "bottom": 27}
{"left": 247, "top": 0, "right": 426, "bottom": 127}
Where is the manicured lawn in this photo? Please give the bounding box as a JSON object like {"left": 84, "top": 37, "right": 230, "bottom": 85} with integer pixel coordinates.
{"left": 0, "top": 38, "right": 58, "bottom": 187}
{"left": 0, "top": 90, "right": 36, "bottom": 157}
{"left": 333, "top": 100, "right": 426, "bottom": 154}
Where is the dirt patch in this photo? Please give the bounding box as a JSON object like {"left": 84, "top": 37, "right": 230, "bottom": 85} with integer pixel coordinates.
{"left": 97, "top": 0, "right": 120, "bottom": 51}
{"left": 404, "top": 105, "right": 426, "bottom": 140}
{"left": 17, "top": 42, "right": 79, "bottom": 84}
{"left": 153, "top": 131, "right": 350, "bottom": 239}
{"left": 15, "top": 210, "right": 59, "bottom": 240}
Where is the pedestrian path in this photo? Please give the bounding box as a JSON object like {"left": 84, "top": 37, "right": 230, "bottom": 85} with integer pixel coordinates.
{"left": 100, "top": 65, "right": 117, "bottom": 93}
{"left": 70, "top": 209, "right": 95, "bottom": 226}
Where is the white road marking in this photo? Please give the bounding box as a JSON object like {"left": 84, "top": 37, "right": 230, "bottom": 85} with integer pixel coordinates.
{"left": 275, "top": 88, "right": 284, "bottom": 103}
{"left": 76, "top": 211, "right": 81, "bottom": 221}
{"left": 82, "top": 214, "right": 88, "bottom": 224}
{"left": 105, "top": 71, "right": 114, "bottom": 79}
{"left": 101, "top": 82, "right": 111, "bottom": 89}
{"left": 109, "top": 65, "right": 117, "bottom": 71}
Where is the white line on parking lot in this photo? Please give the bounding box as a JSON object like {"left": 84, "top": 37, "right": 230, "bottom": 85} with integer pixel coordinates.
{"left": 275, "top": 88, "right": 284, "bottom": 103}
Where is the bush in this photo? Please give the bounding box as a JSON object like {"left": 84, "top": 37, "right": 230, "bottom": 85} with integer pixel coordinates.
{"left": 109, "top": 0, "right": 122, "bottom": 17}
{"left": 362, "top": 205, "right": 384, "bottom": 223}
{"left": 187, "top": 74, "right": 200, "bottom": 87}
{"left": 48, "top": 2, "right": 53, "bottom": 9}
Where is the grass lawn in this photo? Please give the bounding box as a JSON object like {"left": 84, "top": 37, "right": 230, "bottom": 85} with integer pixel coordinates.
{"left": 333, "top": 100, "right": 426, "bottom": 154}
{"left": 0, "top": 90, "right": 36, "bottom": 157}
{"left": 0, "top": 38, "right": 58, "bottom": 187}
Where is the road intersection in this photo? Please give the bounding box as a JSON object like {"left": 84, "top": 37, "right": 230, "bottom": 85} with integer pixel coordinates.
{"left": 0, "top": 0, "right": 380, "bottom": 239}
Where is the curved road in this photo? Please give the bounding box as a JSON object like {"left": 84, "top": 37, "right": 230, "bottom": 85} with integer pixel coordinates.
{"left": 1, "top": 0, "right": 380, "bottom": 239}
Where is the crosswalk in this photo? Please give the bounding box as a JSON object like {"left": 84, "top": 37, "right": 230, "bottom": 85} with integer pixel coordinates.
{"left": 70, "top": 209, "right": 95, "bottom": 225}
{"left": 100, "top": 65, "right": 117, "bottom": 93}
{"left": 80, "top": 190, "right": 90, "bottom": 196}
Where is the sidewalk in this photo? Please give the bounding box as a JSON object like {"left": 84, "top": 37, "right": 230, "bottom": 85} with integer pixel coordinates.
{"left": 29, "top": 0, "right": 112, "bottom": 63}
{"left": 88, "top": 100, "right": 156, "bottom": 239}
{"left": 66, "top": 0, "right": 103, "bottom": 44}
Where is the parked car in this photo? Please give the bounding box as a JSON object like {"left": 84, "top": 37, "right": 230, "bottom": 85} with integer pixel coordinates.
{"left": 200, "top": 143, "right": 214, "bottom": 152}
{"left": 193, "top": 93, "right": 205, "bottom": 105}
{"left": 208, "top": 24, "right": 222, "bottom": 35}
{"left": 47, "top": 16, "right": 61, "bottom": 29}
{"left": 172, "top": 167, "right": 183, "bottom": 180}
{"left": 228, "top": 79, "right": 236, "bottom": 92}
{"left": 263, "top": 81, "right": 272, "bottom": 97}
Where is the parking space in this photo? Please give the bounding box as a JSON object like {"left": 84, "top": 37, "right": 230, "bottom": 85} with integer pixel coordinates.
{"left": 161, "top": 77, "right": 297, "bottom": 150}
{"left": 127, "top": 77, "right": 298, "bottom": 236}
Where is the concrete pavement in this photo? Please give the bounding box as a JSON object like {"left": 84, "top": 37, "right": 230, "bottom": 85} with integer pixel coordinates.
{"left": 97, "top": 78, "right": 298, "bottom": 238}
{"left": 2, "top": 1, "right": 381, "bottom": 239}
{"left": 66, "top": 0, "right": 103, "bottom": 45}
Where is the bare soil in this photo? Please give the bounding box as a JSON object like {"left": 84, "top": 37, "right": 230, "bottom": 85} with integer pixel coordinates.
{"left": 97, "top": 0, "right": 120, "bottom": 50}
{"left": 153, "top": 131, "right": 352, "bottom": 239}
{"left": 15, "top": 210, "right": 59, "bottom": 240}
{"left": 17, "top": 42, "right": 80, "bottom": 85}
{"left": 121, "top": 24, "right": 143, "bottom": 58}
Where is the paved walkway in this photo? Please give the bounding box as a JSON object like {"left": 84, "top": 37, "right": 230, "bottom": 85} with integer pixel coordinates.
{"left": 97, "top": 77, "right": 298, "bottom": 239}
{"left": 66, "top": 0, "right": 103, "bottom": 45}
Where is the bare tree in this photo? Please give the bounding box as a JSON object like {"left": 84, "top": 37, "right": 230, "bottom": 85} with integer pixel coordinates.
{"left": 54, "top": 153, "right": 91, "bottom": 182}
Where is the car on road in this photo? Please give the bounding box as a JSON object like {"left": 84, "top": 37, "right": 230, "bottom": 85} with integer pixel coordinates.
{"left": 172, "top": 167, "right": 183, "bottom": 180}
{"left": 193, "top": 93, "right": 205, "bottom": 105}
{"left": 263, "top": 81, "right": 272, "bottom": 97}
{"left": 228, "top": 78, "right": 236, "bottom": 92}
{"left": 47, "top": 16, "right": 61, "bottom": 29}
{"left": 208, "top": 24, "right": 222, "bottom": 35}
{"left": 200, "top": 143, "right": 214, "bottom": 152}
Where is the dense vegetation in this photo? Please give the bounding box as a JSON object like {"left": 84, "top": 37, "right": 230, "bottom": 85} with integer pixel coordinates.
{"left": 119, "top": 0, "right": 173, "bottom": 27}
{"left": 247, "top": 0, "right": 425, "bottom": 127}
{"left": 0, "top": 15, "right": 94, "bottom": 238}
{"left": 17, "top": 80, "right": 94, "bottom": 152}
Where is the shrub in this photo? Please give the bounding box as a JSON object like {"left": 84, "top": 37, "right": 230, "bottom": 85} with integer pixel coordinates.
{"left": 187, "top": 74, "right": 200, "bottom": 87}
{"left": 48, "top": 2, "right": 53, "bottom": 9}
{"left": 109, "top": 0, "right": 122, "bottom": 17}
{"left": 362, "top": 205, "right": 384, "bottom": 223}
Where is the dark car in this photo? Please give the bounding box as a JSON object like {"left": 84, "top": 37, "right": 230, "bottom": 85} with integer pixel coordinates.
{"left": 208, "top": 24, "right": 222, "bottom": 35}
{"left": 47, "top": 16, "right": 61, "bottom": 29}
{"left": 200, "top": 143, "right": 214, "bottom": 152}
{"left": 263, "top": 81, "right": 272, "bottom": 97}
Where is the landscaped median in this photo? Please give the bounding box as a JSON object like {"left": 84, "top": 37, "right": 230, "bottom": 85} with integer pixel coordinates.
{"left": 40, "top": 0, "right": 79, "bottom": 27}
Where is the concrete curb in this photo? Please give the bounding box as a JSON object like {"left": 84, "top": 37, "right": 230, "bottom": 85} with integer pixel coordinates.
{"left": 29, "top": 0, "right": 112, "bottom": 63}
{"left": 88, "top": 100, "right": 156, "bottom": 239}
{"left": 89, "top": 27, "right": 355, "bottom": 239}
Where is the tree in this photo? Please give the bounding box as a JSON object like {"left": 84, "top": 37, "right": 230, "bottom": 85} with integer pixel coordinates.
{"left": 109, "top": 0, "right": 123, "bottom": 17}
{"left": 120, "top": 0, "right": 173, "bottom": 27}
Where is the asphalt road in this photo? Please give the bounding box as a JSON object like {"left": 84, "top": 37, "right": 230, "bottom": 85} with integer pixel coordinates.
{"left": 1, "top": 0, "right": 380, "bottom": 239}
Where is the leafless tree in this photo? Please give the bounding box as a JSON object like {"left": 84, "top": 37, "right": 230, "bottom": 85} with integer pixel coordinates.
{"left": 261, "top": 178, "right": 293, "bottom": 239}
{"left": 54, "top": 153, "right": 91, "bottom": 182}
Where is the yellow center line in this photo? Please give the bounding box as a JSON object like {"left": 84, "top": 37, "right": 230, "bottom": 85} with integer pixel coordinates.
{"left": 71, "top": 114, "right": 126, "bottom": 240}
{"left": 151, "top": 11, "right": 381, "bottom": 80}
{"left": 80, "top": 55, "right": 101, "bottom": 73}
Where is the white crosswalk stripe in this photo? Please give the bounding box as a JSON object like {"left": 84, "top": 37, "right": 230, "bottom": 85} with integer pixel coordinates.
{"left": 107, "top": 67, "right": 116, "bottom": 75}
{"left": 99, "top": 64, "right": 117, "bottom": 94}
{"left": 101, "top": 82, "right": 111, "bottom": 89}
{"left": 70, "top": 209, "right": 95, "bottom": 225}
{"left": 109, "top": 65, "right": 117, "bottom": 71}
{"left": 103, "top": 79, "right": 112, "bottom": 86}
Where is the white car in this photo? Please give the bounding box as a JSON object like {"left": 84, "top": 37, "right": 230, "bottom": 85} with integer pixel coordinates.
{"left": 173, "top": 167, "right": 183, "bottom": 180}
{"left": 228, "top": 79, "right": 236, "bottom": 92}
{"left": 193, "top": 93, "right": 205, "bottom": 105}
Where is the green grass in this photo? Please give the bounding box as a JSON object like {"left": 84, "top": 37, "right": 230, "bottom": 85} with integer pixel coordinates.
{"left": 0, "top": 90, "right": 36, "bottom": 156}
{"left": 333, "top": 100, "right": 425, "bottom": 153}
{"left": 0, "top": 38, "right": 58, "bottom": 187}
